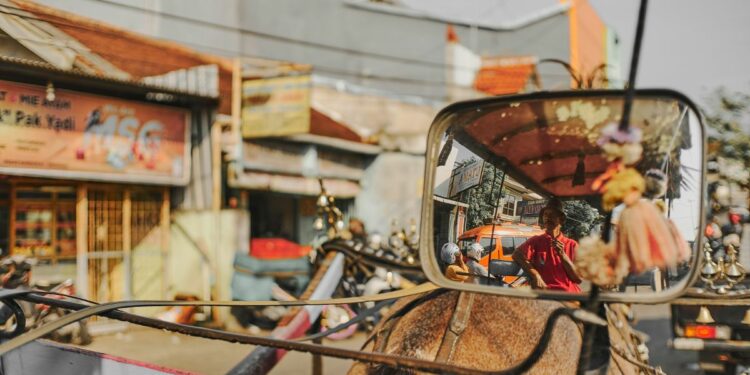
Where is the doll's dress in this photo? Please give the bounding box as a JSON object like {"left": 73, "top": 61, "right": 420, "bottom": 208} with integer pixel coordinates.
{"left": 616, "top": 199, "right": 691, "bottom": 273}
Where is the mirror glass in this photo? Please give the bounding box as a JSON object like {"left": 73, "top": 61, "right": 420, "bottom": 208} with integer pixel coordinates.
{"left": 429, "top": 92, "right": 703, "bottom": 298}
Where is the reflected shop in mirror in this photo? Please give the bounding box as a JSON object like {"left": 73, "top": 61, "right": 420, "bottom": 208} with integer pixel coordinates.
{"left": 429, "top": 92, "right": 704, "bottom": 297}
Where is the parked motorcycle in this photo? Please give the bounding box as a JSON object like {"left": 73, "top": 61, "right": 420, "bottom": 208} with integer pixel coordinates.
{"left": 0, "top": 255, "right": 36, "bottom": 337}
{"left": 29, "top": 279, "right": 92, "bottom": 346}
{"left": 0, "top": 256, "right": 91, "bottom": 345}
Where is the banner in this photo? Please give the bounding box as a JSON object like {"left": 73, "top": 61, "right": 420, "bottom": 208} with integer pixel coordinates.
{"left": 241, "top": 75, "right": 311, "bottom": 138}
{"left": 517, "top": 199, "right": 548, "bottom": 218}
{"left": 448, "top": 160, "right": 483, "bottom": 197}
{"left": 0, "top": 81, "right": 190, "bottom": 185}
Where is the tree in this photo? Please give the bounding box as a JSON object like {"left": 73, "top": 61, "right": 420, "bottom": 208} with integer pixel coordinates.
{"left": 457, "top": 159, "right": 601, "bottom": 237}
{"left": 562, "top": 200, "right": 601, "bottom": 241}
{"left": 455, "top": 158, "right": 504, "bottom": 229}
{"left": 703, "top": 87, "right": 750, "bottom": 188}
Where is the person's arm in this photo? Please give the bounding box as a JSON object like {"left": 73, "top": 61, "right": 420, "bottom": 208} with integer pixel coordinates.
{"left": 555, "top": 240, "right": 582, "bottom": 284}
{"left": 446, "top": 264, "right": 469, "bottom": 282}
{"left": 512, "top": 241, "right": 547, "bottom": 289}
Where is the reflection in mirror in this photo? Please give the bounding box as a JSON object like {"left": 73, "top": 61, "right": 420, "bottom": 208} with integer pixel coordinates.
{"left": 432, "top": 95, "right": 703, "bottom": 296}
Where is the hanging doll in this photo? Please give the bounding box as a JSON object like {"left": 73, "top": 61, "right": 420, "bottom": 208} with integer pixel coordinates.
{"left": 575, "top": 123, "right": 690, "bottom": 285}
{"left": 607, "top": 168, "right": 690, "bottom": 273}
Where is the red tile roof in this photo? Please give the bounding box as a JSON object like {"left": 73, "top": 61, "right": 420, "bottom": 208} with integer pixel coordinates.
{"left": 473, "top": 64, "right": 536, "bottom": 96}
{"left": 12, "top": 0, "right": 234, "bottom": 113}
{"left": 310, "top": 109, "right": 364, "bottom": 143}
{"left": 10, "top": 0, "right": 369, "bottom": 143}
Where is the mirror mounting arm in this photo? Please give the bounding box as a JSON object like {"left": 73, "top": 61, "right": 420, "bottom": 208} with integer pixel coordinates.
{"left": 576, "top": 286, "right": 603, "bottom": 375}
{"left": 619, "top": 0, "right": 650, "bottom": 132}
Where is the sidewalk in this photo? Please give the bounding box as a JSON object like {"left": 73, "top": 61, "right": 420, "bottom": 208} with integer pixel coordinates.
{"left": 78, "top": 321, "right": 366, "bottom": 375}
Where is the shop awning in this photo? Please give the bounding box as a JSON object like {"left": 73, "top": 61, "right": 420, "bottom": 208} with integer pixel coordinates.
{"left": 229, "top": 170, "right": 360, "bottom": 198}
{"left": 240, "top": 140, "right": 367, "bottom": 181}
{"left": 433, "top": 195, "right": 469, "bottom": 208}
{"left": 229, "top": 139, "right": 369, "bottom": 198}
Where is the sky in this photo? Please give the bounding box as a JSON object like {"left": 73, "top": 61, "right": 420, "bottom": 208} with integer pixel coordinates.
{"left": 589, "top": 0, "right": 750, "bottom": 109}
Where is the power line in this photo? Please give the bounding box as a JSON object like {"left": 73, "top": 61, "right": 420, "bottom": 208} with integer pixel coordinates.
{"left": 6, "top": 0, "right": 620, "bottom": 90}
{"left": 0, "top": 8, "right": 450, "bottom": 98}
{"left": 86, "top": 0, "right": 595, "bottom": 79}
{"left": 0, "top": 4, "right": 582, "bottom": 98}
{"left": 0, "top": 8, "right": 577, "bottom": 97}
{"left": 80, "top": 0, "right": 479, "bottom": 73}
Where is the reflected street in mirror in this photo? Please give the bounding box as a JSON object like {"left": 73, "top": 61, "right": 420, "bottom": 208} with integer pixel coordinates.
{"left": 432, "top": 94, "right": 703, "bottom": 296}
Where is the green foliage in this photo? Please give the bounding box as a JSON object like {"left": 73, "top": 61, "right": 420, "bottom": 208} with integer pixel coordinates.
{"left": 562, "top": 200, "right": 601, "bottom": 241}
{"left": 455, "top": 159, "right": 600, "bottom": 237}
{"left": 704, "top": 87, "right": 750, "bottom": 185}
{"left": 456, "top": 158, "right": 504, "bottom": 229}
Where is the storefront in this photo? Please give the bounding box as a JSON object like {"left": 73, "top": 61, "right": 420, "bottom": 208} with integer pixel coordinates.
{"left": 0, "top": 78, "right": 199, "bottom": 302}
{"left": 229, "top": 69, "right": 380, "bottom": 248}
{"left": 228, "top": 137, "right": 377, "bottom": 247}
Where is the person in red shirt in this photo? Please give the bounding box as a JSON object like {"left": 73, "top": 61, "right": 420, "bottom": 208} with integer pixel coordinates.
{"left": 512, "top": 200, "right": 582, "bottom": 292}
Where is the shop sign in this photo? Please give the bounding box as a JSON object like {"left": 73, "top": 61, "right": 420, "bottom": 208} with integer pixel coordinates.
{"left": 517, "top": 199, "right": 548, "bottom": 218}
{"left": 0, "top": 80, "right": 190, "bottom": 185}
{"left": 241, "top": 75, "right": 311, "bottom": 138}
{"left": 448, "top": 160, "right": 483, "bottom": 197}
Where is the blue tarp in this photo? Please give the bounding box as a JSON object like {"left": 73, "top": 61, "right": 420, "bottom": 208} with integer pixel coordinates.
{"left": 231, "top": 252, "right": 311, "bottom": 301}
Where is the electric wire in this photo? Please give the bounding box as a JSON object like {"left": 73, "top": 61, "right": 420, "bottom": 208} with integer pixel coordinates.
{"left": 0, "top": 2, "right": 585, "bottom": 95}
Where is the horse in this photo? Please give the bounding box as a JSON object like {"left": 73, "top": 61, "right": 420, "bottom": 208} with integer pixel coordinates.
{"left": 348, "top": 290, "right": 648, "bottom": 375}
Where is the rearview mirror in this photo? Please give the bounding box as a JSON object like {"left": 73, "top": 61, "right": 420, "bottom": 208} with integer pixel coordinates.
{"left": 421, "top": 89, "right": 705, "bottom": 303}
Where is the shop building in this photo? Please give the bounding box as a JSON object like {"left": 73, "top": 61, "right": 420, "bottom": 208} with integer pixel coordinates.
{"left": 0, "top": 2, "right": 226, "bottom": 305}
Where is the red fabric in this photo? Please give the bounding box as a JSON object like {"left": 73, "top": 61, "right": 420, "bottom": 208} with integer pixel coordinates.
{"left": 517, "top": 233, "right": 581, "bottom": 292}
{"left": 250, "top": 238, "right": 311, "bottom": 259}
{"left": 730, "top": 213, "right": 741, "bottom": 225}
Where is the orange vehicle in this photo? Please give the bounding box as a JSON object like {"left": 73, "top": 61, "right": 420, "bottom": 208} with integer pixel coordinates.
{"left": 457, "top": 223, "right": 543, "bottom": 282}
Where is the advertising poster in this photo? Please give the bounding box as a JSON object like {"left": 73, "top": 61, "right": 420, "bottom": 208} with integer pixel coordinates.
{"left": 0, "top": 81, "right": 190, "bottom": 185}
{"left": 241, "top": 75, "right": 311, "bottom": 138}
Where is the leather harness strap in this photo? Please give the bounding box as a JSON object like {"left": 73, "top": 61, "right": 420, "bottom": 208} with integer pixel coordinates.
{"left": 364, "top": 290, "right": 476, "bottom": 365}
{"left": 360, "top": 289, "right": 449, "bottom": 353}
{"left": 435, "top": 291, "right": 476, "bottom": 363}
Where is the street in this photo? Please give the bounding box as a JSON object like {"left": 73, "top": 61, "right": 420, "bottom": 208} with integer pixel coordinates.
{"left": 633, "top": 304, "right": 699, "bottom": 374}
{"left": 67, "top": 304, "right": 694, "bottom": 375}
{"left": 77, "top": 323, "right": 365, "bottom": 375}
{"left": 0, "top": 0, "right": 748, "bottom": 374}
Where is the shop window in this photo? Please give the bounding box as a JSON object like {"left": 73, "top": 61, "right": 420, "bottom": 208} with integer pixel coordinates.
{"left": 513, "top": 237, "right": 529, "bottom": 249}
{"left": 131, "top": 190, "right": 162, "bottom": 245}
{"left": 501, "top": 237, "right": 514, "bottom": 255}
{"left": 479, "top": 237, "right": 494, "bottom": 253}
{"left": 12, "top": 186, "right": 76, "bottom": 261}
{"left": 502, "top": 194, "right": 517, "bottom": 216}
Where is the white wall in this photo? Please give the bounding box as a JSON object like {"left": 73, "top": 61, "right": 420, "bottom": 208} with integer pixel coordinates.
{"left": 355, "top": 152, "right": 425, "bottom": 236}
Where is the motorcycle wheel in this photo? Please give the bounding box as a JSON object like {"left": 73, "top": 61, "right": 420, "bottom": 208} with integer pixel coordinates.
{"left": 0, "top": 299, "right": 26, "bottom": 339}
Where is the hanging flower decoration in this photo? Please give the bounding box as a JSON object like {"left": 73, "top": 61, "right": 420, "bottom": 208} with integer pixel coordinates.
{"left": 575, "top": 122, "right": 690, "bottom": 286}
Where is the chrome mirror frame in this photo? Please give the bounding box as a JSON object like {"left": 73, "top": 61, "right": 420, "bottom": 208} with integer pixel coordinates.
{"left": 419, "top": 88, "right": 706, "bottom": 304}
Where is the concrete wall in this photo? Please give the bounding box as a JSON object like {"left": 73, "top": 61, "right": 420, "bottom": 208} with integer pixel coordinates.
{"left": 355, "top": 152, "right": 425, "bottom": 236}
{"left": 33, "top": 0, "right": 572, "bottom": 97}
{"left": 167, "top": 209, "right": 248, "bottom": 322}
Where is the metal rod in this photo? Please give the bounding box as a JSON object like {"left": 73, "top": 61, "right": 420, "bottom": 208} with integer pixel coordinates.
{"left": 619, "top": 0, "right": 649, "bottom": 131}
{"left": 487, "top": 166, "right": 506, "bottom": 285}
{"left": 12, "top": 293, "right": 587, "bottom": 375}
{"left": 576, "top": 286, "right": 602, "bottom": 375}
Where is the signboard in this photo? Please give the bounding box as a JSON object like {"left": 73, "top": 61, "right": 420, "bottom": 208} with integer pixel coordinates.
{"left": 448, "top": 160, "right": 483, "bottom": 197}
{"left": 0, "top": 80, "right": 190, "bottom": 185}
{"left": 241, "top": 75, "right": 311, "bottom": 138}
{"left": 517, "top": 199, "right": 548, "bottom": 218}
